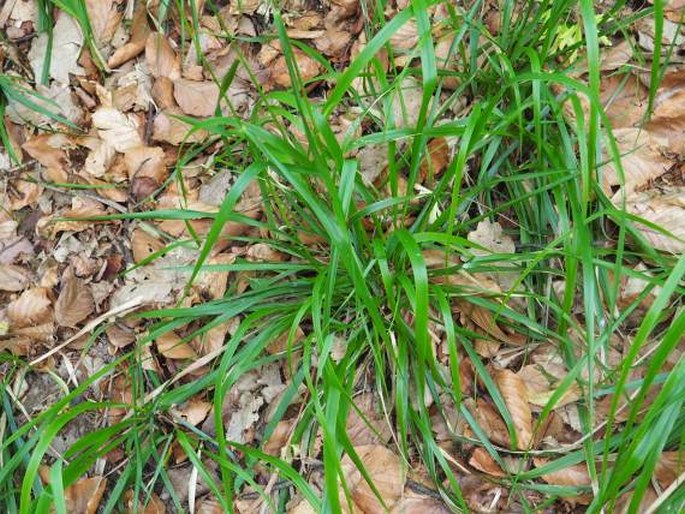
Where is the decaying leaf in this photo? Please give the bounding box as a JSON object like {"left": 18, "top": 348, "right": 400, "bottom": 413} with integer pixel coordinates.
{"left": 339, "top": 445, "right": 405, "bottom": 513}
{"left": 654, "top": 450, "right": 685, "bottom": 487}
{"left": 346, "top": 392, "right": 393, "bottom": 446}
{"left": 92, "top": 106, "right": 143, "bottom": 153}
{"left": 174, "top": 396, "right": 212, "bottom": 426}
{"left": 156, "top": 331, "right": 197, "bottom": 359}
{"left": 389, "top": 488, "right": 452, "bottom": 513}
{"left": 467, "top": 398, "right": 510, "bottom": 447}
{"left": 123, "top": 490, "right": 166, "bottom": 514}
{"left": 65, "top": 476, "right": 107, "bottom": 514}
{"left": 533, "top": 457, "right": 592, "bottom": 503}
{"left": 7, "top": 287, "right": 53, "bottom": 328}
{"left": 28, "top": 12, "right": 84, "bottom": 83}
{"left": 493, "top": 369, "right": 533, "bottom": 450}
{"left": 0, "top": 264, "right": 30, "bottom": 292}
{"left": 469, "top": 447, "right": 505, "bottom": 477}
{"left": 146, "top": 32, "right": 181, "bottom": 80}
{"left": 624, "top": 188, "right": 685, "bottom": 253}
{"left": 173, "top": 79, "right": 220, "bottom": 117}
{"left": 54, "top": 269, "right": 94, "bottom": 327}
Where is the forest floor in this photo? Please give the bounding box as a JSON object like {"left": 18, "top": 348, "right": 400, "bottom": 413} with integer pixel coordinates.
{"left": 1, "top": 0, "right": 684, "bottom": 512}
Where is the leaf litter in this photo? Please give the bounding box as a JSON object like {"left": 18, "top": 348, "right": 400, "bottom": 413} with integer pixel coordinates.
{"left": 0, "top": 0, "right": 684, "bottom": 512}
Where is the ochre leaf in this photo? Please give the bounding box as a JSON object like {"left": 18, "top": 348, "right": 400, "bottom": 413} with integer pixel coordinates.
{"left": 494, "top": 369, "right": 533, "bottom": 450}
{"left": 55, "top": 270, "right": 94, "bottom": 327}
{"left": 340, "top": 445, "right": 405, "bottom": 513}
{"left": 65, "top": 476, "right": 107, "bottom": 514}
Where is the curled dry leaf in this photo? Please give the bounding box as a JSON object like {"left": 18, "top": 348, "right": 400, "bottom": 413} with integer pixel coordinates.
{"left": 340, "top": 445, "right": 405, "bottom": 513}
{"left": 346, "top": 392, "right": 393, "bottom": 446}
{"left": 533, "top": 457, "right": 592, "bottom": 503}
{"left": 469, "top": 447, "right": 505, "bottom": 477}
{"left": 65, "top": 476, "right": 107, "bottom": 514}
{"left": 493, "top": 369, "right": 533, "bottom": 450}
{"left": 389, "top": 19, "right": 418, "bottom": 52}
{"left": 108, "top": 0, "right": 150, "bottom": 67}
{"left": 7, "top": 287, "right": 53, "bottom": 328}
{"left": 389, "top": 488, "right": 452, "bottom": 513}
{"left": 28, "top": 12, "right": 84, "bottom": 83}
{"left": 467, "top": 398, "right": 510, "bottom": 447}
{"left": 624, "top": 188, "right": 685, "bottom": 253}
{"left": 418, "top": 137, "right": 450, "bottom": 184}
{"left": 55, "top": 270, "right": 94, "bottom": 327}
{"left": 131, "top": 228, "right": 165, "bottom": 264}
{"left": 156, "top": 331, "right": 197, "bottom": 359}
{"left": 0, "top": 264, "right": 30, "bottom": 292}
{"left": 173, "top": 79, "right": 220, "bottom": 117}
{"left": 92, "top": 107, "right": 143, "bottom": 153}
{"left": 175, "top": 396, "right": 212, "bottom": 426}
{"left": 146, "top": 32, "right": 181, "bottom": 80}
{"left": 654, "top": 450, "right": 685, "bottom": 487}
{"left": 263, "top": 418, "right": 295, "bottom": 456}
{"left": 123, "top": 490, "right": 166, "bottom": 514}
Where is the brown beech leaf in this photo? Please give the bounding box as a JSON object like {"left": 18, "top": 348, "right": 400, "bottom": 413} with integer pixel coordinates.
{"left": 340, "top": 445, "right": 405, "bottom": 513}
{"left": 85, "top": 0, "right": 122, "bottom": 48}
{"left": 131, "top": 228, "right": 165, "bottom": 264}
{"left": 418, "top": 137, "right": 450, "bottom": 184}
{"left": 124, "top": 146, "right": 167, "bottom": 182}
{"left": 65, "top": 476, "right": 107, "bottom": 514}
{"left": 146, "top": 32, "right": 181, "bottom": 80}
{"left": 389, "top": 489, "right": 452, "bottom": 513}
{"left": 623, "top": 188, "right": 685, "bottom": 254}
{"left": 456, "top": 300, "right": 515, "bottom": 344}
{"left": 55, "top": 270, "right": 94, "bottom": 327}
{"left": 7, "top": 287, "right": 53, "bottom": 329}
{"left": 467, "top": 220, "right": 516, "bottom": 256}
{"left": 174, "top": 396, "right": 212, "bottom": 426}
{"left": 156, "top": 331, "right": 197, "bottom": 359}
{"left": 346, "top": 392, "right": 393, "bottom": 446}
{"left": 123, "top": 490, "right": 166, "bottom": 514}
{"left": 263, "top": 419, "right": 295, "bottom": 456}
{"left": 107, "top": 0, "right": 150, "bottom": 68}
{"left": 0, "top": 264, "right": 30, "bottom": 292}
{"left": 654, "top": 451, "right": 685, "bottom": 487}
{"left": 469, "top": 447, "right": 506, "bottom": 477}
{"left": 152, "top": 109, "right": 209, "bottom": 145}
{"left": 468, "top": 398, "right": 510, "bottom": 447}
{"left": 494, "top": 369, "right": 533, "bottom": 450}
{"left": 92, "top": 106, "right": 143, "bottom": 153}
{"left": 601, "top": 129, "right": 671, "bottom": 197}
{"left": 173, "top": 79, "right": 220, "bottom": 117}
{"left": 533, "top": 458, "right": 591, "bottom": 503}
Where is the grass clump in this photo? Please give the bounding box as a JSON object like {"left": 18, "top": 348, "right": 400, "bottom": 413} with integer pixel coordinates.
{"left": 1, "top": 0, "right": 684, "bottom": 512}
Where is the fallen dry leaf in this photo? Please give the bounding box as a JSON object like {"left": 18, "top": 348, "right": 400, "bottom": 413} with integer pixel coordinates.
{"left": 654, "top": 450, "right": 685, "bottom": 487}
{"left": 28, "top": 12, "right": 84, "bottom": 83}
{"left": 493, "top": 369, "right": 533, "bottom": 450}
{"left": 174, "top": 396, "right": 212, "bottom": 426}
{"left": 7, "top": 287, "right": 53, "bottom": 328}
{"left": 623, "top": 188, "right": 685, "bottom": 253}
{"left": 346, "top": 392, "right": 393, "bottom": 446}
{"left": 389, "top": 488, "right": 452, "bottom": 513}
{"left": 54, "top": 269, "right": 94, "bottom": 327}
{"left": 173, "top": 79, "right": 220, "bottom": 117}
{"left": 469, "top": 447, "right": 505, "bottom": 477}
{"left": 534, "top": 458, "right": 590, "bottom": 486}
{"left": 131, "top": 228, "right": 165, "bottom": 264}
{"left": 92, "top": 106, "right": 143, "bottom": 153}
{"left": 146, "top": 32, "right": 181, "bottom": 80}
{"left": 0, "top": 264, "right": 30, "bottom": 292}
{"left": 340, "top": 445, "right": 404, "bottom": 513}
{"left": 156, "top": 331, "right": 198, "bottom": 360}
{"left": 468, "top": 398, "right": 511, "bottom": 447}
{"left": 65, "top": 476, "right": 107, "bottom": 514}
{"left": 123, "top": 490, "right": 166, "bottom": 514}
